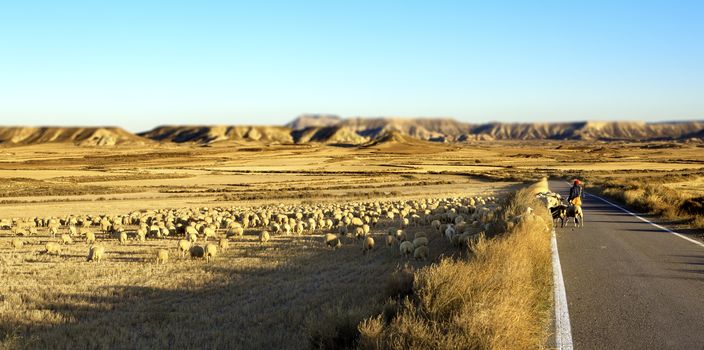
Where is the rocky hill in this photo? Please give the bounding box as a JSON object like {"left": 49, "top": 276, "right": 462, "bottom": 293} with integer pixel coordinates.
{"left": 0, "top": 127, "right": 149, "bottom": 146}
{"left": 138, "top": 125, "right": 294, "bottom": 144}
{"left": 2, "top": 118, "right": 701, "bottom": 147}
{"left": 285, "top": 114, "right": 342, "bottom": 130}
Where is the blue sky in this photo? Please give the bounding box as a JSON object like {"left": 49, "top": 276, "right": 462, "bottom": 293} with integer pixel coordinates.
{"left": 0, "top": 1, "right": 702, "bottom": 132}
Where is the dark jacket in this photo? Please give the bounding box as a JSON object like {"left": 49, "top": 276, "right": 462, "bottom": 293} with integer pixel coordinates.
{"left": 568, "top": 185, "right": 583, "bottom": 201}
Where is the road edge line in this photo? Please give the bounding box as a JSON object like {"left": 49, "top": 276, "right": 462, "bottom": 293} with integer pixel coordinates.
{"left": 552, "top": 229, "right": 574, "bottom": 350}
{"left": 585, "top": 192, "right": 704, "bottom": 249}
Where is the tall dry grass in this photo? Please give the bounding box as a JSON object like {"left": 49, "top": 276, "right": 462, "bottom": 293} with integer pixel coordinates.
{"left": 355, "top": 183, "right": 554, "bottom": 350}
{"left": 589, "top": 178, "right": 704, "bottom": 229}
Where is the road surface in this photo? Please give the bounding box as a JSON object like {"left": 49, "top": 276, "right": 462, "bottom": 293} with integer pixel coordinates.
{"left": 551, "top": 180, "right": 704, "bottom": 349}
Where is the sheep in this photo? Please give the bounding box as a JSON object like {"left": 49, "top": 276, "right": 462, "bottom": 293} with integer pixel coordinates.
{"left": 395, "top": 229, "right": 406, "bottom": 242}
{"left": 385, "top": 234, "right": 396, "bottom": 246}
{"left": 204, "top": 243, "right": 218, "bottom": 262}
{"left": 203, "top": 226, "right": 217, "bottom": 241}
{"left": 87, "top": 245, "right": 105, "bottom": 262}
{"left": 355, "top": 226, "right": 366, "bottom": 240}
{"left": 178, "top": 239, "right": 191, "bottom": 257}
{"left": 551, "top": 204, "right": 568, "bottom": 227}
{"left": 362, "top": 236, "right": 375, "bottom": 254}
{"left": 431, "top": 220, "right": 441, "bottom": 231}
{"left": 414, "top": 245, "right": 429, "bottom": 260}
{"left": 189, "top": 245, "right": 205, "bottom": 259}
{"left": 227, "top": 226, "right": 244, "bottom": 237}
{"left": 324, "top": 233, "right": 342, "bottom": 249}
{"left": 119, "top": 232, "right": 128, "bottom": 244}
{"left": 61, "top": 234, "right": 73, "bottom": 245}
{"left": 218, "top": 237, "right": 229, "bottom": 251}
{"left": 399, "top": 241, "right": 414, "bottom": 258}
{"left": 136, "top": 229, "right": 146, "bottom": 242}
{"left": 444, "top": 226, "right": 456, "bottom": 241}
{"left": 413, "top": 237, "right": 428, "bottom": 249}
{"left": 156, "top": 249, "right": 169, "bottom": 264}
{"left": 85, "top": 231, "right": 96, "bottom": 245}
{"left": 259, "top": 230, "right": 270, "bottom": 244}
{"left": 12, "top": 238, "right": 23, "bottom": 249}
{"left": 45, "top": 242, "right": 61, "bottom": 255}
{"left": 565, "top": 205, "right": 584, "bottom": 227}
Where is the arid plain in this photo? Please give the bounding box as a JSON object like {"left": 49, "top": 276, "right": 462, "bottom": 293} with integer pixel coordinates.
{"left": 1, "top": 124, "right": 703, "bottom": 349}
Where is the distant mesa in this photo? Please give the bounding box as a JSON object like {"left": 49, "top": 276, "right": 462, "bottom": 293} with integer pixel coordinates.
{"left": 285, "top": 114, "right": 342, "bottom": 130}
{"left": 292, "top": 125, "right": 369, "bottom": 144}
{"left": 138, "top": 125, "right": 294, "bottom": 144}
{"left": 0, "top": 127, "right": 149, "bottom": 146}
{"left": 0, "top": 118, "right": 701, "bottom": 147}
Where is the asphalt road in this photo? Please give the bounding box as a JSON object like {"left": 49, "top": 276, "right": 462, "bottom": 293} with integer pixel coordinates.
{"left": 551, "top": 180, "right": 704, "bottom": 350}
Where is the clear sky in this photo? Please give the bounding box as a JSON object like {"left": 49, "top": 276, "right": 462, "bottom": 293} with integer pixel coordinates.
{"left": 0, "top": 1, "right": 702, "bottom": 132}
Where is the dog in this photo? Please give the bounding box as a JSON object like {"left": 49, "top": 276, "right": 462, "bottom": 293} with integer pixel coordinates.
{"left": 550, "top": 204, "right": 568, "bottom": 227}
{"left": 565, "top": 205, "right": 584, "bottom": 227}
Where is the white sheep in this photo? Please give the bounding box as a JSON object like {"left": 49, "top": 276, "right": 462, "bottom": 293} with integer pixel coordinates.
{"left": 362, "top": 236, "right": 375, "bottom": 254}
{"left": 259, "top": 230, "right": 270, "bottom": 244}
{"left": 61, "top": 234, "right": 73, "bottom": 245}
{"left": 414, "top": 245, "right": 429, "bottom": 260}
{"left": 218, "top": 237, "right": 229, "bottom": 251}
{"left": 413, "top": 237, "right": 428, "bottom": 249}
{"left": 156, "top": 249, "right": 169, "bottom": 264}
{"left": 204, "top": 243, "right": 218, "bottom": 262}
{"left": 324, "top": 233, "right": 342, "bottom": 249}
{"left": 87, "top": 245, "right": 105, "bottom": 262}
{"left": 178, "top": 239, "right": 191, "bottom": 257}
{"left": 85, "top": 231, "right": 96, "bottom": 245}
{"left": 399, "top": 241, "right": 414, "bottom": 258}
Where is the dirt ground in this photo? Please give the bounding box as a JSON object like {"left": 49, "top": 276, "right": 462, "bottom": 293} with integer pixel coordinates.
{"left": 0, "top": 139, "right": 702, "bottom": 349}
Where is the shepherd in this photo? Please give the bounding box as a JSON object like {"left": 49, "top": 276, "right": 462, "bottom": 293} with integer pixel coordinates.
{"left": 568, "top": 179, "right": 583, "bottom": 206}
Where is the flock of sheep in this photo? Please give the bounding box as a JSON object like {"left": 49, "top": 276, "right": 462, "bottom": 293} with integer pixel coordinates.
{"left": 2, "top": 193, "right": 535, "bottom": 265}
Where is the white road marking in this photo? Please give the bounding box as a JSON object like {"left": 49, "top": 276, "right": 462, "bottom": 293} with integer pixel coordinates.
{"left": 552, "top": 229, "right": 574, "bottom": 350}
{"left": 585, "top": 192, "right": 704, "bottom": 249}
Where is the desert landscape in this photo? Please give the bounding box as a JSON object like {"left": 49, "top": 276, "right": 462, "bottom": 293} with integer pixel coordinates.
{"left": 3, "top": 2, "right": 704, "bottom": 348}
{"left": 0, "top": 117, "right": 702, "bottom": 349}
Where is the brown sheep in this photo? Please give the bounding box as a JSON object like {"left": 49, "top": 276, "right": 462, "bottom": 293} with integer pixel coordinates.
{"left": 189, "top": 245, "right": 205, "bottom": 259}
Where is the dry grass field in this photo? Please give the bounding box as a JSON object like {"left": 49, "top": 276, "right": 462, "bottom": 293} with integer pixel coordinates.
{"left": 0, "top": 139, "right": 702, "bottom": 349}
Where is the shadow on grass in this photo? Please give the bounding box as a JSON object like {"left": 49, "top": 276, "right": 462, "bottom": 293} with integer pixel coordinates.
{"left": 0, "top": 231, "right": 456, "bottom": 350}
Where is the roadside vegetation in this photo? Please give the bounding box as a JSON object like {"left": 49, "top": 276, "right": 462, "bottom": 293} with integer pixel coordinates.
{"left": 587, "top": 176, "right": 704, "bottom": 229}
{"left": 311, "top": 181, "right": 554, "bottom": 349}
